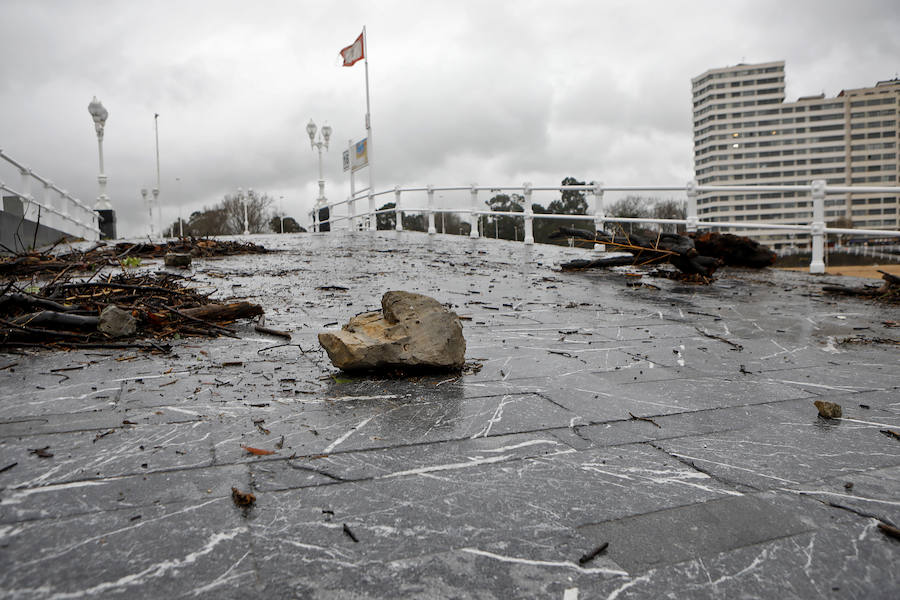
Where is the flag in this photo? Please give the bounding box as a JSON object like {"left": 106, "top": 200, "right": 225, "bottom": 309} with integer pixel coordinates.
{"left": 340, "top": 31, "right": 364, "bottom": 67}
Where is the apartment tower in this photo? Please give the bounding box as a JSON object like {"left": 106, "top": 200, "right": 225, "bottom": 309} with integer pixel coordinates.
{"left": 692, "top": 61, "right": 899, "bottom": 248}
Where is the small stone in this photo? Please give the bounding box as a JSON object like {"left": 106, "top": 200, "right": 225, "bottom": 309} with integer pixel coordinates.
{"left": 814, "top": 400, "right": 842, "bottom": 419}
{"left": 98, "top": 305, "right": 137, "bottom": 338}
{"left": 164, "top": 253, "right": 191, "bottom": 267}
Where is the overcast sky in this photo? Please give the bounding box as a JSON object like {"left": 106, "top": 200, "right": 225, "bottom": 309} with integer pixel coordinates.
{"left": 1, "top": 0, "right": 898, "bottom": 236}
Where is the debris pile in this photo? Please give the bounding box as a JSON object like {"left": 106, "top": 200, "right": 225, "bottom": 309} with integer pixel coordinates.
{"left": 823, "top": 270, "right": 900, "bottom": 304}
{"left": 689, "top": 232, "right": 776, "bottom": 268}
{"left": 553, "top": 227, "right": 775, "bottom": 280}
{"left": 1, "top": 272, "right": 262, "bottom": 349}
{"left": 319, "top": 290, "right": 466, "bottom": 372}
{"left": 0, "top": 238, "right": 270, "bottom": 279}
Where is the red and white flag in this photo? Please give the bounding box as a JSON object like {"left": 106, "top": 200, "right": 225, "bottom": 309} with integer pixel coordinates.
{"left": 340, "top": 32, "right": 365, "bottom": 67}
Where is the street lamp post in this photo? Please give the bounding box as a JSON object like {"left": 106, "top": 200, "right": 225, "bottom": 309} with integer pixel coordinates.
{"left": 151, "top": 187, "right": 160, "bottom": 237}
{"left": 88, "top": 96, "right": 115, "bottom": 238}
{"left": 140, "top": 188, "right": 155, "bottom": 237}
{"left": 306, "top": 119, "right": 332, "bottom": 232}
{"left": 279, "top": 195, "right": 285, "bottom": 233}
{"left": 243, "top": 187, "right": 252, "bottom": 235}
{"left": 175, "top": 177, "right": 183, "bottom": 237}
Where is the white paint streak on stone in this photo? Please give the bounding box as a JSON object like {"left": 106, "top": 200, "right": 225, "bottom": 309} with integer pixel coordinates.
{"left": 322, "top": 416, "right": 374, "bottom": 453}
{"left": 461, "top": 548, "right": 628, "bottom": 577}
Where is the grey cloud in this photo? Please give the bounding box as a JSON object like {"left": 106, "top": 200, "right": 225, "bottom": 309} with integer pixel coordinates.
{"left": 1, "top": 0, "right": 897, "bottom": 235}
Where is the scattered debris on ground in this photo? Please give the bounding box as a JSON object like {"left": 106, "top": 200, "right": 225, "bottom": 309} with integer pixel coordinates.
{"left": 814, "top": 400, "right": 842, "bottom": 419}
{"left": 319, "top": 291, "right": 466, "bottom": 372}
{"left": 878, "top": 522, "right": 900, "bottom": 540}
{"left": 628, "top": 412, "right": 661, "bottom": 428}
{"left": 1, "top": 271, "right": 262, "bottom": 350}
{"left": 342, "top": 523, "right": 360, "bottom": 543}
{"left": 231, "top": 487, "right": 256, "bottom": 508}
{"left": 823, "top": 270, "right": 900, "bottom": 304}
{"left": 880, "top": 429, "right": 900, "bottom": 442}
{"left": 689, "top": 232, "right": 776, "bottom": 268}
{"left": 241, "top": 444, "right": 276, "bottom": 456}
{"left": 164, "top": 253, "right": 192, "bottom": 268}
{"left": 553, "top": 227, "right": 775, "bottom": 281}
{"left": 0, "top": 238, "right": 270, "bottom": 279}
{"left": 839, "top": 336, "right": 899, "bottom": 346}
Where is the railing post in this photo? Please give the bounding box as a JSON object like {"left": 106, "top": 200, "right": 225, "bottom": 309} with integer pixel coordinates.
{"left": 59, "top": 188, "right": 69, "bottom": 218}
{"left": 592, "top": 180, "right": 605, "bottom": 253}
{"left": 43, "top": 180, "right": 55, "bottom": 230}
{"left": 427, "top": 185, "right": 436, "bottom": 234}
{"left": 469, "top": 184, "right": 479, "bottom": 238}
{"left": 523, "top": 182, "right": 534, "bottom": 245}
{"left": 394, "top": 185, "right": 403, "bottom": 231}
{"left": 348, "top": 195, "right": 356, "bottom": 231}
{"left": 19, "top": 167, "right": 37, "bottom": 222}
{"left": 686, "top": 179, "right": 698, "bottom": 233}
{"left": 809, "top": 179, "right": 826, "bottom": 275}
{"left": 368, "top": 191, "right": 376, "bottom": 231}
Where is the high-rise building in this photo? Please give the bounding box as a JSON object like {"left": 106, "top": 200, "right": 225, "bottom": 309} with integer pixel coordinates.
{"left": 692, "top": 61, "right": 899, "bottom": 248}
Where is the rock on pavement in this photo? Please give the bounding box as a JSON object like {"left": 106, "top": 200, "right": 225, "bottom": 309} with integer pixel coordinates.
{"left": 318, "top": 291, "right": 465, "bottom": 371}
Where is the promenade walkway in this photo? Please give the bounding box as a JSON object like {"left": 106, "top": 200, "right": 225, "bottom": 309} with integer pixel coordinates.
{"left": 1, "top": 232, "right": 898, "bottom": 599}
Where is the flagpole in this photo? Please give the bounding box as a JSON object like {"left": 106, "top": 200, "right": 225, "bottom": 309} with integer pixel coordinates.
{"left": 363, "top": 26, "right": 374, "bottom": 228}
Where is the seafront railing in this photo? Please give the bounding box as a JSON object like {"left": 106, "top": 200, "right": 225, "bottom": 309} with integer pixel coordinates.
{"left": 0, "top": 148, "right": 101, "bottom": 245}
{"left": 309, "top": 179, "right": 900, "bottom": 274}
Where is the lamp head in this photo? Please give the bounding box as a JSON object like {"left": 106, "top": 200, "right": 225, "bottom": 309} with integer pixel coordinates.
{"left": 88, "top": 96, "right": 108, "bottom": 124}
{"left": 88, "top": 96, "right": 108, "bottom": 137}
{"left": 306, "top": 119, "right": 317, "bottom": 147}
{"left": 321, "top": 123, "right": 332, "bottom": 148}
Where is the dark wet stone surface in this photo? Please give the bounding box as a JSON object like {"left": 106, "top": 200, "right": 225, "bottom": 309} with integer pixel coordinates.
{"left": 1, "top": 231, "right": 898, "bottom": 598}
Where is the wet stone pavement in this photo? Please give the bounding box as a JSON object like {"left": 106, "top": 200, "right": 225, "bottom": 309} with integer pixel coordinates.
{"left": 1, "top": 231, "right": 899, "bottom": 599}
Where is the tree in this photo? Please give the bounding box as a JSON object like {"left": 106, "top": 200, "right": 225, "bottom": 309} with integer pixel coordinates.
{"left": 485, "top": 193, "right": 524, "bottom": 240}
{"left": 223, "top": 190, "right": 274, "bottom": 234}
{"left": 652, "top": 199, "right": 687, "bottom": 233}
{"left": 376, "top": 203, "right": 396, "bottom": 230}
{"left": 548, "top": 177, "right": 589, "bottom": 215}
{"left": 607, "top": 196, "right": 652, "bottom": 219}
{"left": 533, "top": 177, "right": 592, "bottom": 246}
{"left": 375, "top": 203, "right": 428, "bottom": 231}
{"left": 268, "top": 215, "right": 305, "bottom": 233}
{"left": 435, "top": 210, "right": 466, "bottom": 235}
{"left": 607, "top": 195, "right": 651, "bottom": 234}
{"left": 182, "top": 206, "right": 230, "bottom": 236}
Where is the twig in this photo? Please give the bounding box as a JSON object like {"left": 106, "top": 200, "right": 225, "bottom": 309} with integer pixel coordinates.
{"left": 254, "top": 316, "right": 291, "bottom": 339}
{"left": 694, "top": 327, "right": 743, "bottom": 351}
{"left": 161, "top": 305, "right": 239, "bottom": 338}
{"left": 879, "top": 522, "right": 900, "bottom": 540}
{"left": 342, "top": 523, "right": 359, "bottom": 543}
{"left": 628, "top": 412, "right": 661, "bottom": 428}
{"left": 880, "top": 429, "right": 900, "bottom": 441}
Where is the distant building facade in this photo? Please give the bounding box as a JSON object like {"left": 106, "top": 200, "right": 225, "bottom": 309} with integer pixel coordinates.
{"left": 692, "top": 61, "right": 899, "bottom": 248}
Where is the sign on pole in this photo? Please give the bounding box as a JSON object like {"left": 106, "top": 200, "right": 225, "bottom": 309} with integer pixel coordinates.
{"left": 342, "top": 149, "right": 350, "bottom": 172}
{"left": 352, "top": 138, "right": 369, "bottom": 171}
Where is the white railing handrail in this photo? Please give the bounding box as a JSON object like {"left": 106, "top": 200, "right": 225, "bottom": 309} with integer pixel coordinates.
{"left": 307, "top": 179, "right": 900, "bottom": 274}
{"left": 0, "top": 148, "right": 101, "bottom": 241}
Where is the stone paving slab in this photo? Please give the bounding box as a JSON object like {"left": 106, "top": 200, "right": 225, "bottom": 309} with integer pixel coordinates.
{"left": 1, "top": 231, "right": 898, "bottom": 598}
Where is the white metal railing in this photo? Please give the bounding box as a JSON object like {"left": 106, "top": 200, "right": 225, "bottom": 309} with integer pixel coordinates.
{"left": 308, "top": 180, "right": 900, "bottom": 274}
{"left": 780, "top": 243, "right": 900, "bottom": 263}
{"left": 0, "top": 148, "right": 101, "bottom": 245}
